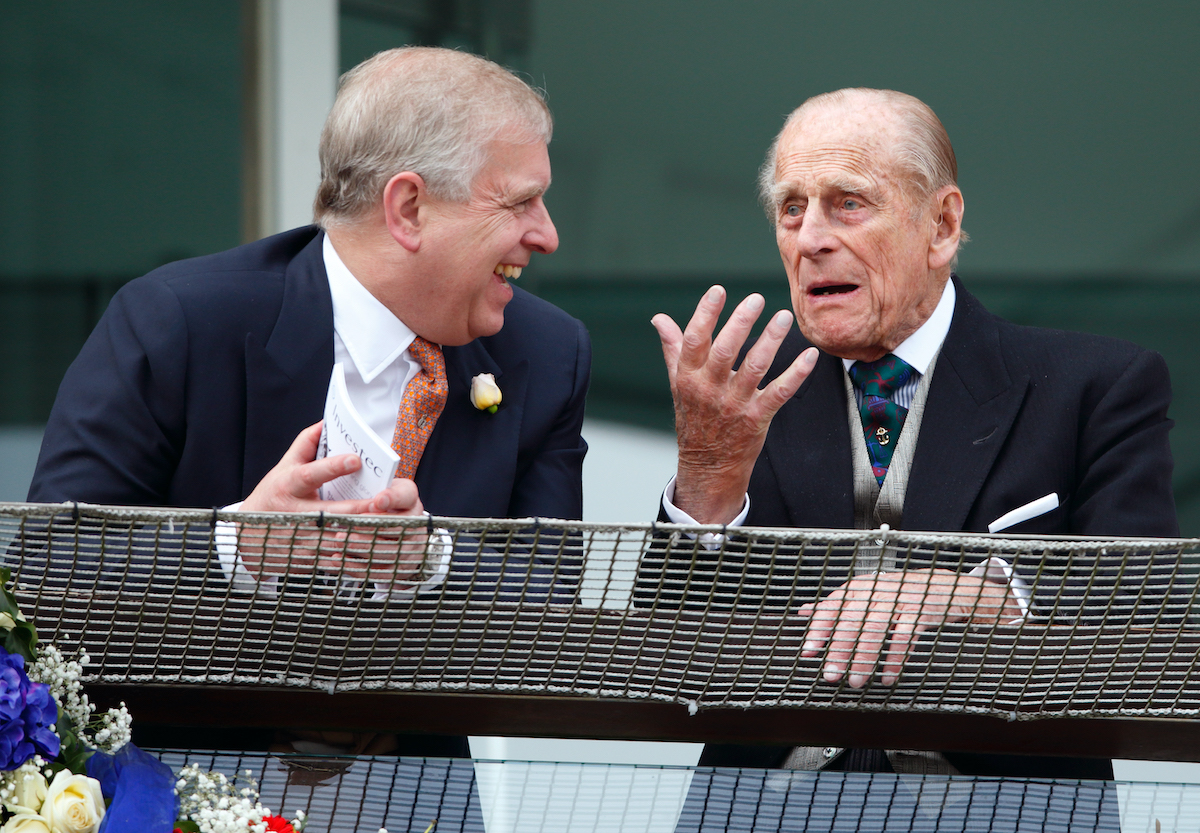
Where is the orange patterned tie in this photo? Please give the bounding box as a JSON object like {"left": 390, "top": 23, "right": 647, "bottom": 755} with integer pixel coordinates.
{"left": 391, "top": 336, "right": 448, "bottom": 480}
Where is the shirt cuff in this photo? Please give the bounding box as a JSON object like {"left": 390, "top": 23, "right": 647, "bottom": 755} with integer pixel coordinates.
{"left": 660, "top": 475, "right": 750, "bottom": 549}
{"left": 968, "top": 556, "right": 1031, "bottom": 622}
{"left": 215, "top": 503, "right": 451, "bottom": 600}
{"left": 215, "top": 502, "right": 275, "bottom": 595}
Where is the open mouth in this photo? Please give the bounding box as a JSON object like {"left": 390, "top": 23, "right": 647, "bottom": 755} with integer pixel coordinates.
{"left": 494, "top": 263, "right": 523, "bottom": 280}
{"left": 809, "top": 284, "right": 857, "bottom": 296}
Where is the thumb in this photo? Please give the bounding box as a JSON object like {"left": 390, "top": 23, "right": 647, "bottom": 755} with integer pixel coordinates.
{"left": 652, "top": 313, "right": 684, "bottom": 387}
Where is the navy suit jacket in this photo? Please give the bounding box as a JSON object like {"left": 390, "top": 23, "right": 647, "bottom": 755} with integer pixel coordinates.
{"left": 29, "top": 227, "right": 591, "bottom": 520}
{"left": 25, "top": 228, "right": 589, "bottom": 755}
{"left": 674, "top": 277, "right": 1179, "bottom": 778}
{"left": 747, "top": 276, "right": 1178, "bottom": 540}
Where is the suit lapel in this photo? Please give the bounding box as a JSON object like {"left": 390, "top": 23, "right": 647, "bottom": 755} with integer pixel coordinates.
{"left": 763, "top": 348, "right": 856, "bottom": 529}
{"left": 417, "top": 338, "right": 527, "bottom": 517}
{"left": 903, "top": 281, "right": 1029, "bottom": 531}
{"left": 242, "top": 232, "right": 335, "bottom": 495}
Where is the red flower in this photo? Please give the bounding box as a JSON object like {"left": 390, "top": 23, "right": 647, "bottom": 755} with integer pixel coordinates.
{"left": 264, "top": 818, "right": 296, "bottom": 833}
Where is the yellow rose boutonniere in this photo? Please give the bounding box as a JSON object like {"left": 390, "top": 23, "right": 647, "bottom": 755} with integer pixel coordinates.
{"left": 470, "top": 373, "right": 502, "bottom": 414}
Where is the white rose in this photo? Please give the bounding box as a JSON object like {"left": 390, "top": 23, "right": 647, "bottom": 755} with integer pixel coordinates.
{"left": 470, "top": 373, "right": 502, "bottom": 411}
{"left": 0, "top": 613, "right": 16, "bottom": 630}
{"left": 7, "top": 769, "right": 48, "bottom": 813}
{"left": 1, "top": 812, "right": 52, "bottom": 833}
{"left": 40, "top": 771, "right": 105, "bottom": 833}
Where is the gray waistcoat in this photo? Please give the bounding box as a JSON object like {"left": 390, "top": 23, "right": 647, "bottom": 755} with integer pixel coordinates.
{"left": 783, "top": 354, "right": 959, "bottom": 777}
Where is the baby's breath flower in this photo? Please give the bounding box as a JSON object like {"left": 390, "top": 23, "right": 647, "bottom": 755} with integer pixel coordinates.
{"left": 28, "top": 644, "right": 92, "bottom": 735}
{"left": 28, "top": 647, "right": 133, "bottom": 753}
{"left": 175, "top": 764, "right": 301, "bottom": 833}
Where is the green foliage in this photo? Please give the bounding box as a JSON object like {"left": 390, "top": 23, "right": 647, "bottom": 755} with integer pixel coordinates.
{"left": 0, "top": 567, "right": 38, "bottom": 662}
{"left": 50, "top": 708, "right": 95, "bottom": 776}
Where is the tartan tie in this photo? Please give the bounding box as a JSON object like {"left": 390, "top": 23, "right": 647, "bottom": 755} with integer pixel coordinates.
{"left": 848, "top": 354, "right": 916, "bottom": 485}
{"left": 391, "top": 336, "right": 448, "bottom": 480}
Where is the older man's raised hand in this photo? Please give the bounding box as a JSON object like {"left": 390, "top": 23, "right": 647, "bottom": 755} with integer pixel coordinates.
{"left": 652, "top": 285, "right": 818, "bottom": 525}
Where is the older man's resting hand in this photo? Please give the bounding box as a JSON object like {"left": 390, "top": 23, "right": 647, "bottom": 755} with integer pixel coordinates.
{"left": 799, "top": 567, "right": 1025, "bottom": 688}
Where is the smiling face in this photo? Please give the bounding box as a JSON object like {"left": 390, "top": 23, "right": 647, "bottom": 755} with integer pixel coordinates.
{"left": 413, "top": 132, "right": 558, "bottom": 345}
{"left": 771, "top": 98, "right": 951, "bottom": 361}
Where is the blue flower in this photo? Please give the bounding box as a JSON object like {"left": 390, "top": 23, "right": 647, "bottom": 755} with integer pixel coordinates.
{"left": 0, "top": 647, "right": 60, "bottom": 770}
{"left": 22, "top": 683, "right": 59, "bottom": 758}
{"left": 0, "top": 652, "right": 27, "bottom": 721}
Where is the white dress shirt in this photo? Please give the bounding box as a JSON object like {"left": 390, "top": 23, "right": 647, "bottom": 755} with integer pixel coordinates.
{"left": 325, "top": 234, "right": 424, "bottom": 446}
{"left": 218, "top": 233, "right": 450, "bottom": 597}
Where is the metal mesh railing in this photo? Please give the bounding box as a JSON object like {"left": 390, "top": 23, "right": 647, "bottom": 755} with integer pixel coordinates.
{"left": 2, "top": 502, "right": 1199, "bottom": 724}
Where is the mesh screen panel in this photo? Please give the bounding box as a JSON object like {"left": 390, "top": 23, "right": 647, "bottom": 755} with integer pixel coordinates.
{"left": 149, "top": 752, "right": 1200, "bottom": 833}
{"left": 2, "top": 501, "right": 1198, "bottom": 721}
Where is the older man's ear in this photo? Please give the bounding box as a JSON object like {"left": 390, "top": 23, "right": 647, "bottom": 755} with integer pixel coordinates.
{"left": 928, "top": 186, "right": 965, "bottom": 271}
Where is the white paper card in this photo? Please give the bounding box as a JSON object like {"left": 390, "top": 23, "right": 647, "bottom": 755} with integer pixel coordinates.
{"left": 317, "top": 363, "right": 399, "bottom": 501}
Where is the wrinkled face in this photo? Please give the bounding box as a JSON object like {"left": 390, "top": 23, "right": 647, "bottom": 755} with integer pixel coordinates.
{"left": 419, "top": 134, "right": 558, "bottom": 345}
{"left": 772, "top": 103, "right": 945, "bottom": 361}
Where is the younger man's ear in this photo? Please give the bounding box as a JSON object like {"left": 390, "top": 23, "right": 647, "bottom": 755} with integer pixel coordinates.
{"left": 383, "top": 172, "right": 427, "bottom": 253}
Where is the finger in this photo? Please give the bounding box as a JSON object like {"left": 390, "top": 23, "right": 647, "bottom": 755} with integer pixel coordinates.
{"left": 800, "top": 595, "right": 840, "bottom": 656}
{"left": 730, "top": 308, "right": 791, "bottom": 398}
{"left": 823, "top": 619, "right": 858, "bottom": 683}
{"left": 821, "top": 590, "right": 877, "bottom": 683}
{"left": 760, "top": 346, "right": 819, "bottom": 413}
{"left": 676, "top": 286, "right": 726, "bottom": 374}
{"left": 651, "top": 314, "right": 685, "bottom": 389}
{"left": 813, "top": 600, "right": 862, "bottom": 681}
{"left": 318, "top": 552, "right": 361, "bottom": 580}
{"left": 370, "top": 479, "right": 424, "bottom": 514}
{"left": 705, "top": 294, "right": 765, "bottom": 382}
{"left": 334, "top": 535, "right": 425, "bottom": 584}
{"left": 285, "top": 453, "right": 364, "bottom": 500}
{"left": 281, "top": 421, "right": 327, "bottom": 464}
{"left": 272, "top": 544, "right": 320, "bottom": 574}
{"left": 881, "top": 619, "right": 918, "bottom": 685}
{"left": 291, "top": 491, "right": 384, "bottom": 516}
{"left": 847, "top": 609, "right": 891, "bottom": 688}
{"left": 314, "top": 528, "right": 351, "bottom": 554}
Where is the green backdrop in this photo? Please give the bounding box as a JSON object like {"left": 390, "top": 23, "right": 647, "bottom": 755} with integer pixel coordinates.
{"left": 3, "top": 1, "right": 1199, "bottom": 530}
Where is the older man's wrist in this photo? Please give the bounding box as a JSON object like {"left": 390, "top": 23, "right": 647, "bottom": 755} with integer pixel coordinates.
{"left": 673, "top": 460, "right": 755, "bottom": 525}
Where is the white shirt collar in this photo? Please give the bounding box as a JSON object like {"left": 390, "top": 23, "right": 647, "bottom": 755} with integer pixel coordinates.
{"left": 841, "top": 278, "right": 956, "bottom": 375}
{"left": 323, "top": 233, "right": 416, "bottom": 383}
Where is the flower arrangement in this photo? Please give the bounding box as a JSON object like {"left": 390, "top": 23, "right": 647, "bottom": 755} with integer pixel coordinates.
{"left": 0, "top": 568, "right": 306, "bottom": 833}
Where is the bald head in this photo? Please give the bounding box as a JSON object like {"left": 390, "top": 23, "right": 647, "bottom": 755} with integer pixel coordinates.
{"left": 761, "top": 88, "right": 967, "bottom": 361}
{"left": 760, "top": 89, "right": 959, "bottom": 221}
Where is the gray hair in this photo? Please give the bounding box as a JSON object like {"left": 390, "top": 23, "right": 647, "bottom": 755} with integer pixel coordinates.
{"left": 314, "top": 47, "right": 553, "bottom": 227}
{"left": 757, "top": 88, "right": 960, "bottom": 223}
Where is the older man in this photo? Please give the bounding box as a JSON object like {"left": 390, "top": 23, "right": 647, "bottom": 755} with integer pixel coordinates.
{"left": 651, "top": 88, "right": 1176, "bottom": 778}
{"left": 28, "top": 48, "right": 589, "bottom": 755}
